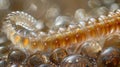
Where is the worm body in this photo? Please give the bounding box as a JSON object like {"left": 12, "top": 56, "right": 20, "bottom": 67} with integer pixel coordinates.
{"left": 2, "top": 10, "right": 120, "bottom": 52}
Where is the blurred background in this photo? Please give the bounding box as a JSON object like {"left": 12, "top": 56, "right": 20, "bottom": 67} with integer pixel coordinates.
{"left": 0, "top": 0, "right": 120, "bottom": 29}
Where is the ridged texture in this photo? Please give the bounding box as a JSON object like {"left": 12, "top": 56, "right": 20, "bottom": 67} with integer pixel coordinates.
{"left": 2, "top": 10, "right": 120, "bottom": 52}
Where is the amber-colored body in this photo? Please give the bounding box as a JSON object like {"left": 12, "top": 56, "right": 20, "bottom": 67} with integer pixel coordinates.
{"left": 2, "top": 10, "right": 120, "bottom": 52}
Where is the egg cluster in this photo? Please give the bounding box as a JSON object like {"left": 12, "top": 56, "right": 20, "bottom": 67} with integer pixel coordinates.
{"left": 0, "top": 0, "right": 120, "bottom": 67}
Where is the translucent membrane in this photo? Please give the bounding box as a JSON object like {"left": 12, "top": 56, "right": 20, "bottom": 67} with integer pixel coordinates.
{"left": 2, "top": 9, "right": 120, "bottom": 52}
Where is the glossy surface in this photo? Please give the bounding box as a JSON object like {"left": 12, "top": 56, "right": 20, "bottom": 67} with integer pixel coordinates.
{"left": 50, "top": 48, "right": 68, "bottom": 65}
{"left": 0, "top": 0, "right": 120, "bottom": 67}
{"left": 98, "top": 47, "right": 120, "bottom": 67}
{"left": 61, "top": 55, "right": 93, "bottom": 67}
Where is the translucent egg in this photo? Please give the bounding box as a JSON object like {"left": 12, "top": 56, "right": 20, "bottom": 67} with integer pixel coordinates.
{"left": 60, "top": 55, "right": 92, "bottom": 67}
{"left": 54, "top": 16, "right": 72, "bottom": 28}
{"left": 97, "top": 47, "right": 120, "bottom": 67}
{"left": 80, "top": 40, "right": 102, "bottom": 58}
{"left": 88, "top": 0, "right": 102, "bottom": 8}
{"left": 8, "top": 49, "right": 26, "bottom": 64}
{"left": 102, "top": 0, "right": 115, "bottom": 5}
{"left": 38, "top": 64, "right": 55, "bottom": 67}
{"left": 0, "top": 59, "right": 7, "bottom": 67}
{"left": 45, "top": 7, "right": 61, "bottom": 20}
{"left": 74, "top": 9, "right": 89, "bottom": 22}
{"left": 110, "top": 3, "right": 119, "bottom": 12}
{"left": 27, "top": 53, "right": 45, "bottom": 67}
{"left": 49, "top": 48, "right": 68, "bottom": 65}
{"left": 96, "top": 6, "right": 109, "bottom": 16}
{"left": 0, "top": 41, "right": 11, "bottom": 58}
{"left": 0, "top": 46, "right": 9, "bottom": 58}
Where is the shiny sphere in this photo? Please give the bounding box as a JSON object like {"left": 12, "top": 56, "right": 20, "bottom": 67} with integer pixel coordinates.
{"left": 97, "top": 47, "right": 120, "bottom": 67}
{"left": 38, "top": 64, "right": 55, "bottom": 67}
{"left": 60, "top": 55, "right": 92, "bottom": 67}
{"left": 0, "top": 59, "right": 7, "bottom": 67}
{"left": 50, "top": 48, "right": 68, "bottom": 65}
{"left": 27, "top": 53, "right": 45, "bottom": 67}
{"left": 80, "top": 40, "right": 102, "bottom": 58}
{"left": 8, "top": 49, "right": 26, "bottom": 64}
{"left": 104, "top": 34, "right": 120, "bottom": 49}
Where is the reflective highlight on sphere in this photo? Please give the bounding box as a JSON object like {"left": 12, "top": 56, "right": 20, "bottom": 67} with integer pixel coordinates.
{"left": 0, "top": 45, "right": 9, "bottom": 58}
{"left": 80, "top": 40, "right": 102, "bottom": 58}
{"left": 104, "top": 34, "right": 120, "bottom": 49}
{"left": 8, "top": 49, "right": 26, "bottom": 64}
{"left": 27, "top": 53, "right": 45, "bottom": 67}
{"left": 61, "top": 55, "right": 92, "bottom": 67}
{"left": 0, "top": 59, "right": 7, "bottom": 67}
{"left": 97, "top": 47, "right": 120, "bottom": 67}
{"left": 38, "top": 64, "right": 55, "bottom": 67}
{"left": 50, "top": 48, "right": 68, "bottom": 65}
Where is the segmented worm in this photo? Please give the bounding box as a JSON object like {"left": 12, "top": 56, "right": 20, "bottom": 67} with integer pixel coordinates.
{"left": 2, "top": 10, "right": 120, "bottom": 52}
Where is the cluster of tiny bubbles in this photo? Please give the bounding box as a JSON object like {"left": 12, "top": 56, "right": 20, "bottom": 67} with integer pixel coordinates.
{"left": 24, "top": 0, "right": 51, "bottom": 19}
{"left": 87, "top": 0, "right": 120, "bottom": 18}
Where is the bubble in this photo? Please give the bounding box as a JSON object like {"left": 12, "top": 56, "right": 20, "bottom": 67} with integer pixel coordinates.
{"left": 110, "top": 3, "right": 119, "bottom": 12}
{"left": 45, "top": 6, "right": 61, "bottom": 29}
{"left": 78, "top": 21, "right": 86, "bottom": 27}
{"left": 85, "top": 18, "right": 98, "bottom": 26}
{"left": 61, "top": 55, "right": 92, "bottom": 67}
{"left": 25, "top": 0, "right": 51, "bottom": 18}
{"left": 35, "top": 20, "right": 45, "bottom": 30}
{"left": 102, "top": 0, "right": 115, "bottom": 5}
{"left": 49, "top": 48, "right": 68, "bottom": 65}
{"left": 54, "top": 16, "right": 72, "bottom": 28}
{"left": 98, "top": 47, "right": 120, "bottom": 67}
{"left": 45, "top": 7, "right": 61, "bottom": 20}
{"left": 96, "top": 6, "right": 109, "bottom": 16}
{"left": 74, "top": 9, "right": 89, "bottom": 22}
{"left": 88, "top": 0, "right": 102, "bottom": 8}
